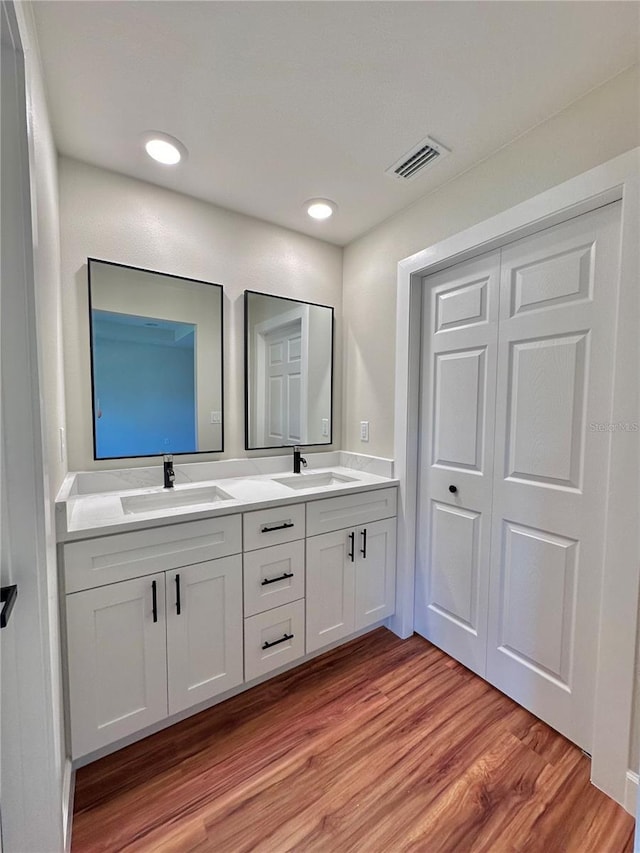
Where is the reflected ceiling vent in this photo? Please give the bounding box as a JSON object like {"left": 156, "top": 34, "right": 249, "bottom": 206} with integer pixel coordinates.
{"left": 386, "top": 135, "right": 451, "bottom": 180}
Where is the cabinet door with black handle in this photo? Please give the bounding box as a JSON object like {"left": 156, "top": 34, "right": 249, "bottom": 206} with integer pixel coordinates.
{"left": 354, "top": 518, "right": 397, "bottom": 631}
{"left": 306, "top": 528, "right": 355, "bottom": 653}
{"left": 166, "top": 556, "right": 243, "bottom": 715}
{"left": 65, "top": 573, "right": 168, "bottom": 759}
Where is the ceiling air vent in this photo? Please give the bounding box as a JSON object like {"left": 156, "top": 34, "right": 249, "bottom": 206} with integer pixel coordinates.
{"left": 386, "top": 135, "right": 450, "bottom": 181}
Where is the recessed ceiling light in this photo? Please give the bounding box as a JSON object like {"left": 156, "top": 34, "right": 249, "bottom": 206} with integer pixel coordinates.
{"left": 142, "top": 132, "right": 187, "bottom": 166}
{"left": 305, "top": 198, "right": 337, "bottom": 220}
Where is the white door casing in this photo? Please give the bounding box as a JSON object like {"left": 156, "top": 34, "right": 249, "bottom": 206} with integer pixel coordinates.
{"left": 416, "top": 251, "right": 500, "bottom": 676}
{"left": 485, "top": 203, "right": 621, "bottom": 751}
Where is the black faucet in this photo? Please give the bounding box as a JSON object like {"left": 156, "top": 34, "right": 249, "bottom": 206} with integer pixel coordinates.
{"left": 293, "top": 446, "right": 307, "bottom": 474}
{"left": 163, "top": 454, "right": 175, "bottom": 489}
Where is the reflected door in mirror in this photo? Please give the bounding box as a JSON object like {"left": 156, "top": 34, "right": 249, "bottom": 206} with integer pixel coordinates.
{"left": 245, "top": 291, "right": 333, "bottom": 450}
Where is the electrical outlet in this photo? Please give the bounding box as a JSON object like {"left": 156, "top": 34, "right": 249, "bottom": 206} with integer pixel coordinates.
{"left": 360, "top": 421, "right": 369, "bottom": 442}
{"left": 210, "top": 411, "right": 222, "bottom": 424}
{"left": 321, "top": 418, "right": 329, "bottom": 437}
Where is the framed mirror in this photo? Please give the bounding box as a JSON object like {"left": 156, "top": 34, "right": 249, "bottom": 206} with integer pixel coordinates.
{"left": 88, "top": 258, "right": 223, "bottom": 459}
{"left": 244, "top": 290, "right": 334, "bottom": 450}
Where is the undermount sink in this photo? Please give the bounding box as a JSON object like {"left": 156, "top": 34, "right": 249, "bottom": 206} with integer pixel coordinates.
{"left": 273, "top": 471, "right": 357, "bottom": 490}
{"left": 121, "top": 485, "right": 234, "bottom": 515}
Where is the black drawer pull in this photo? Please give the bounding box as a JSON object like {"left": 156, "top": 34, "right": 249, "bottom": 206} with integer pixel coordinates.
{"left": 261, "top": 521, "right": 294, "bottom": 533}
{"left": 0, "top": 584, "right": 18, "bottom": 629}
{"left": 175, "top": 574, "right": 181, "bottom": 615}
{"left": 348, "top": 531, "right": 355, "bottom": 562}
{"left": 261, "top": 572, "right": 294, "bottom": 586}
{"left": 262, "top": 632, "right": 294, "bottom": 650}
{"left": 361, "top": 528, "right": 367, "bottom": 559}
{"left": 152, "top": 580, "right": 158, "bottom": 623}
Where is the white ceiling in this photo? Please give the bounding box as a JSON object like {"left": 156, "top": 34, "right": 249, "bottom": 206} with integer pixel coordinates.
{"left": 32, "top": 1, "right": 639, "bottom": 246}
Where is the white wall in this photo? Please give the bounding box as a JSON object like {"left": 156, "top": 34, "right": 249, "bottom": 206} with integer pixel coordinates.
{"left": 342, "top": 65, "right": 640, "bottom": 457}
{"left": 59, "top": 158, "right": 343, "bottom": 471}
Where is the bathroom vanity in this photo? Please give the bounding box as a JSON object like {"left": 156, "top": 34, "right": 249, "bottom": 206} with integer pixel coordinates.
{"left": 56, "top": 455, "right": 398, "bottom": 761}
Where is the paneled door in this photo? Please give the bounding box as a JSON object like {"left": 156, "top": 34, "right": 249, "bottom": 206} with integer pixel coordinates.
{"left": 486, "top": 202, "right": 621, "bottom": 750}
{"left": 415, "top": 251, "right": 500, "bottom": 676}
{"left": 66, "top": 573, "right": 168, "bottom": 758}
{"left": 264, "top": 320, "right": 305, "bottom": 446}
{"left": 416, "top": 202, "right": 622, "bottom": 751}
{"left": 306, "top": 529, "right": 355, "bottom": 653}
{"left": 166, "top": 556, "right": 244, "bottom": 715}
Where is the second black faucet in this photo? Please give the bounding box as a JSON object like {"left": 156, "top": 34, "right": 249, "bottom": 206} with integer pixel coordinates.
{"left": 293, "top": 446, "right": 307, "bottom": 474}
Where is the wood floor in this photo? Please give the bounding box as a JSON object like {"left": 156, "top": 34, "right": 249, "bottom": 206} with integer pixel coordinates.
{"left": 72, "top": 629, "right": 635, "bottom": 853}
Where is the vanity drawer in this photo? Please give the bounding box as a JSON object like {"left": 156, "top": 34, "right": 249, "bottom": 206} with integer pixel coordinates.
{"left": 243, "top": 504, "right": 305, "bottom": 552}
{"left": 244, "top": 600, "right": 305, "bottom": 682}
{"left": 306, "top": 487, "right": 398, "bottom": 537}
{"left": 243, "top": 540, "right": 305, "bottom": 617}
{"left": 63, "top": 514, "right": 242, "bottom": 593}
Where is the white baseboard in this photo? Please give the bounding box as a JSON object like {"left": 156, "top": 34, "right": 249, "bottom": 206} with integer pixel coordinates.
{"left": 624, "top": 769, "right": 638, "bottom": 816}
{"left": 63, "top": 758, "right": 75, "bottom": 852}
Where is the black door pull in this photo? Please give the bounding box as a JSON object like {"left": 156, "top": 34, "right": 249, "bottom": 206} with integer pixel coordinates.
{"left": 449, "top": 485, "right": 458, "bottom": 494}
{"left": 261, "top": 521, "right": 294, "bottom": 533}
{"left": 175, "top": 574, "right": 181, "bottom": 615}
{"left": 348, "top": 531, "right": 355, "bottom": 562}
{"left": 262, "top": 632, "right": 294, "bottom": 650}
{"left": 0, "top": 584, "right": 18, "bottom": 629}
{"left": 360, "top": 528, "right": 367, "bottom": 559}
{"left": 261, "top": 572, "right": 294, "bottom": 586}
{"left": 152, "top": 580, "right": 158, "bottom": 623}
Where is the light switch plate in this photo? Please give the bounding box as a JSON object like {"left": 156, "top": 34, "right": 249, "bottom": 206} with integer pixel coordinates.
{"left": 322, "top": 418, "right": 329, "bottom": 437}
{"left": 360, "top": 421, "right": 369, "bottom": 442}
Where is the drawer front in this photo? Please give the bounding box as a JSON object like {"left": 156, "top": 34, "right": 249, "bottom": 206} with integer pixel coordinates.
{"left": 243, "top": 504, "right": 305, "bottom": 552}
{"left": 244, "top": 541, "right": 305, "bottom": 617}
{"left": 306, "top": 488, "right": 397, "bottom": 537}
{"left": 244, "top": 600, "right": 305, "bottom": 682}
{"left": 64, "top": 514, "right": 242, "bottom": 593}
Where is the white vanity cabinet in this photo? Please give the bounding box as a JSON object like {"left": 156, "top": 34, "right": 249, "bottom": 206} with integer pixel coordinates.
{"left": 306, "top": 489, "right": 397, "bottom": 654}
{"left": 61, "top": 483, "right": 397, "bottom": 762}
{"left": 63, "top": 515, "right": 244, "bottom": 758}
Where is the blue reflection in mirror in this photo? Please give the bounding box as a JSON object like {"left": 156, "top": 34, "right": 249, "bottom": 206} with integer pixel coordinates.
{"left": 92, "top": 310, "right": 197, "bottom": 457}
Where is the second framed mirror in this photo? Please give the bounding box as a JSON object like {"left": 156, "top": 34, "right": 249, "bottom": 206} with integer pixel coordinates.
{"left": 244, "top": 290, "right": 334, "bottom": 450}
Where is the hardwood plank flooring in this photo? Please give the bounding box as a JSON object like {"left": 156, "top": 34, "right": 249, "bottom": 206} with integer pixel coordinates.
{"left": 72, "top": 629, "right": 635, "bottom": 852}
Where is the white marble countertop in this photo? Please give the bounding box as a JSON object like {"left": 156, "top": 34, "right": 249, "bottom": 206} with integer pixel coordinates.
{"left": 56, "top": 452, "right": 397, "bottom": 542}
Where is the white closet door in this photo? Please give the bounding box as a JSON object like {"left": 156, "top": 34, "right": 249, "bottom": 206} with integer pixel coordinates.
{"left": 486, "top": 202, "right": 621, "bottom": 750}
{"left": 415, "top": 251, "right": 500, "bottom": 676}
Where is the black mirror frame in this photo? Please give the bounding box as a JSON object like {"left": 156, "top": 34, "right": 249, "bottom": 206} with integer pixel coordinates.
{"left": 243, "top": 289, "right": 334, "bottom": 451}
{"left": 88, "top": 257, "right": 225, "bottom": 460}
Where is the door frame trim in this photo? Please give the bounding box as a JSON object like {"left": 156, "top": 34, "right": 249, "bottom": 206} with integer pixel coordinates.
{"left": 392, "top": 147, "right": 640, "bottom": 806}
